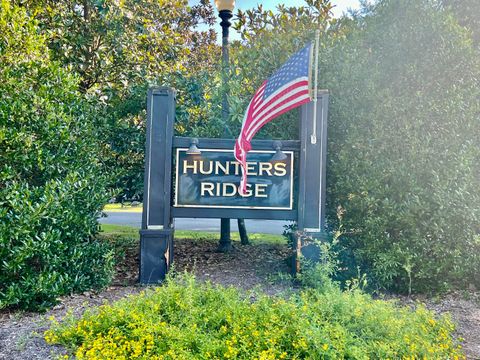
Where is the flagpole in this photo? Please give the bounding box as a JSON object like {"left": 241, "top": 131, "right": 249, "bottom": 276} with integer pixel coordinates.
{"left": 311, "top": 29, "right": 320, "bottom": 145}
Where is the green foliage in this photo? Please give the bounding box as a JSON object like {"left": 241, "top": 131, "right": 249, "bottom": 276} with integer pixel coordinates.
{"left": 322, "top": 0, "right": 480, "bottom": 292}
{"left": 20, "top": 0, "right": 217, "bottom": 93}
{"left": 441, "top": 0, "right": 480, "bottom": 47}
{"left": 0, "top": 2, "right": 114, "bottom": 310}
{"left": 16, "top": 0, "right": 220, "bottom": 200}
{"left": 45, "top": 273, "right": 464, "bottom": 359}
{"left": 296, "top": 247, "right": 339, "bottom": 294}
{"left": 294, "top": 226, "right": 342, "bottom": 293}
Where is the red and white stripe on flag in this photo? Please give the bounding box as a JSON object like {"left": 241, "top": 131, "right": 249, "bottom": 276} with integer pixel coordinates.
{"left": 234, "top": 43, "right": 313, "bottom": 195}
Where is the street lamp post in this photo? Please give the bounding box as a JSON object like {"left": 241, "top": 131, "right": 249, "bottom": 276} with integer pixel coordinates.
{"left": 215, "top": 0, "right": 235, "bottom": 252}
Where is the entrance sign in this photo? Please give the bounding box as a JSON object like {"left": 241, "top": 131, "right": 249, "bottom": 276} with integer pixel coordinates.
{"left": 139, "top": 87, "right": 328, "bottom": 283}
{"left": 174, "top": 149, "right": 294, "bottom": 210}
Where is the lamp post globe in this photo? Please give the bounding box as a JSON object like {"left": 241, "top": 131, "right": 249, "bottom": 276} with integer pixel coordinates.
{"left": 214, "top": 0, "right": 235, "bottom": 12}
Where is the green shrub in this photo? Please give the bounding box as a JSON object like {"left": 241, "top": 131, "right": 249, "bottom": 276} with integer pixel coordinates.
{"left": 45, "top": 274, "right": 464, "bottom": 359}
{"left": 0, "top": 2, "right": 113, "bottom": 310}
{"left": 323, "top": 0, "right": 480, "bottom": 292}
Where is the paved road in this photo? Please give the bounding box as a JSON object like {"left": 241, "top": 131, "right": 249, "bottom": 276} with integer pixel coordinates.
{"left": 99, "top": 211, "right": 288, "bottom": 235}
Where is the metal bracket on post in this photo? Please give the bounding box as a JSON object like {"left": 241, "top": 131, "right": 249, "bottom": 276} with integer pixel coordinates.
{"left": 295, "top": 91, "right": 329, "bottom": 272}
{"left": 139, "top": 87, "right": 176, "bottom": 284}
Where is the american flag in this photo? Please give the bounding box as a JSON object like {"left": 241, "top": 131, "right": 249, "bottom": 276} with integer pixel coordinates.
{"left": 234, "top": 43, "right": 313, "bottom": 194}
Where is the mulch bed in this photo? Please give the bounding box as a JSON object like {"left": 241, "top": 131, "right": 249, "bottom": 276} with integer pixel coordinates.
{"left": 1, "top": 238, "right": 479, "bottom": 359}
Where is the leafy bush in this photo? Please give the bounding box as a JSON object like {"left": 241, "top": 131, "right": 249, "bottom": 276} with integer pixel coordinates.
{"left": 322, "top": 0, "right": 480, "bottom": 292}
{"left": 45, "top": 274, "right": 464, "bottom": 359}
{"left": 0, "top": 3, "right": 114, "bottom": 310}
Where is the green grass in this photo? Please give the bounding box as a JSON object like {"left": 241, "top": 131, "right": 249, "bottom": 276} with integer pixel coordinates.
{"left": 100, "top": 224, "right": 139, "bottom": 237}
{"left": 99, "top": 224, "right": 286, "bottom": 245}
{"left": 103, "top": 203, "right": 143, "bottom": 212}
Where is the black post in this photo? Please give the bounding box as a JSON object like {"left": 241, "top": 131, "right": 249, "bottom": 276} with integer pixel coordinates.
{"left": 139, "top": 87, "right": 176, "bottom": 283}
{"left": 295, "top": 92, "right": 329, "bottom": 273}
{"left": 218, "top": 9, "right": 234, "bottom": 252}
{"left": 298, "top": 91, "right": 328, "bottom": 233}
{"left": 238, "top": 218, "right": 249, "bottom": 245}
{"left": 219, "top": 9, "right": 232, "bottom": 127}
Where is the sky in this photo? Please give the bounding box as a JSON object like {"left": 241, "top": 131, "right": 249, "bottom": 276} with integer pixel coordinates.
{"left": 189, "top": 0, "right": 362, "bottom": 42}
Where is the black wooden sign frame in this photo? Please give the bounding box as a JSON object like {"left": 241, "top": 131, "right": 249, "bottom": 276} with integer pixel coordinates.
{"left": 139, "top": 87, "right": 328, "bottom": 283}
